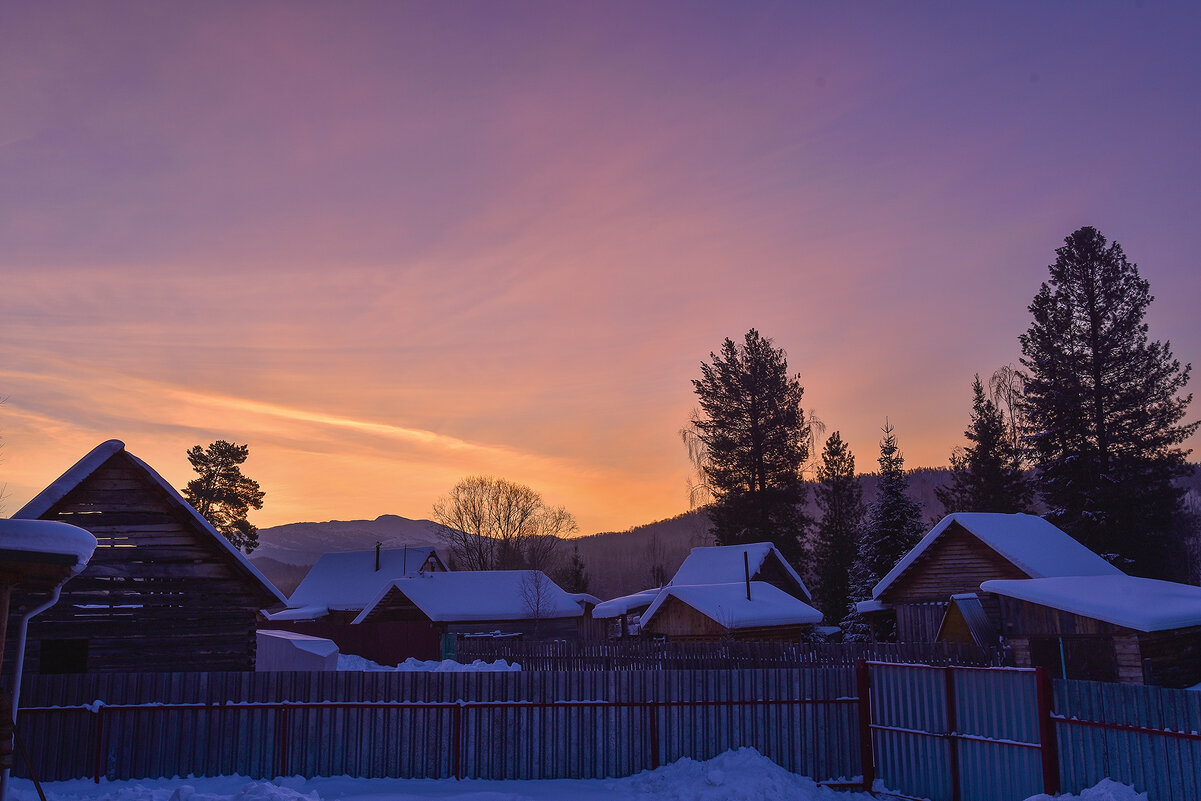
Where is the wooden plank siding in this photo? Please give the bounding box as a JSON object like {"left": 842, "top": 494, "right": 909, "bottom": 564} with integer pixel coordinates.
{"left": 881, "top": 524, "right": 1029, "bottom": 604}
{"left": 10, "top": 450, "right": 279, "bottom": 674}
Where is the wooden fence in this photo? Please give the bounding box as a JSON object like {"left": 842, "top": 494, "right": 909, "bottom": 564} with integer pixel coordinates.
{"left": 453, "top": 637, "right": 1002, "bottom": 670}
{"left": 17, "top": 667, "right": 860, "bottom": 784}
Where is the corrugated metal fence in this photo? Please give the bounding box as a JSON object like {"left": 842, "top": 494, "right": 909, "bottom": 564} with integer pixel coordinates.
{"left": 17, "top": 667, "right": 860, "bottom": 783}
{"left": 18, "top": 665, "right": 1201, "bottom": 799}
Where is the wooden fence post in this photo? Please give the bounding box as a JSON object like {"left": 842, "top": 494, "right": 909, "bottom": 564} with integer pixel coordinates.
{"left": 1035, "top": 667, "right": 1060, "bottom": 795}
{"left": 856, "top": 660, "right": 874, "bottom": 791}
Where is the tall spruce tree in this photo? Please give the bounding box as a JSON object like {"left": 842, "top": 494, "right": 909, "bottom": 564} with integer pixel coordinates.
{"left": 813, "top": 432, "right": 865, "bottom": 621}
{"left": 1020, "top": 226, "right": 1197, "bottom": 577}
{"left": 842, "top": 422, "right": 924, "bottom": 640}
{"left": 936, "top": 375, "right": 1032, "bottom": 515}
{"left": 688, "top": 329, "right": 811, "bottom": 563}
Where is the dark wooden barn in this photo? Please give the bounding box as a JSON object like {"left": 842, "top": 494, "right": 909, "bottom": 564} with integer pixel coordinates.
{"left": 857, "top": 513, "right": 1121, "bottom": 642}
{"left": 10, "top": 440, "right": 286, "bottom": 674}
{"left": 983, "top": 575, "right": 1201, "bottom": 687}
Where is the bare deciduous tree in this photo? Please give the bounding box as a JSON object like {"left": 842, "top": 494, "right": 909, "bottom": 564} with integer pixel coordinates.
{"left": 432, "top": 476, "right": 577, "bottom": 571}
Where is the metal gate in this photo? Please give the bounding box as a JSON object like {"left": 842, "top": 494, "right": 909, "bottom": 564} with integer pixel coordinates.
{"left": 861, "top": 662, "right": 1058, "bottom": 801}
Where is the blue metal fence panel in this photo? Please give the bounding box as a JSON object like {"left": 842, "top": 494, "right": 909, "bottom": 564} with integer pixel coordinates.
{"left": 869, "top": 662, "right": 953, "bottom": 801}
{"left": 953, "top": 668, "right": 1043, "bottom": 801}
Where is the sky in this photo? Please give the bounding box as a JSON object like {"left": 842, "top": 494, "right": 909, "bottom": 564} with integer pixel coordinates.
{"left": 2, "top": 1, "right": 1200, "bottom": 534}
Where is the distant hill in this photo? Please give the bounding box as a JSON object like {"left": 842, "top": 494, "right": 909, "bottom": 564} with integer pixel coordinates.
{"left": 248, "top": 465, "right": 1201, "bottom": 604}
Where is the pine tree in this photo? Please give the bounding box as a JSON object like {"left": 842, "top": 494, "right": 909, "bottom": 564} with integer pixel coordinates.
{"left": 842, "top": 422, "right": 924, "bottom": 640}
{"left": 813, "top": 432, "right": 865, "bottom": 621}
{"left": 562, "top": 545, "right": 591, "bottom": 594}
{"left": 183, "top": 440, "right": 265, "bottom": 553}
{"left": 688, "top": 329, "right": 811, "bottom": 564}
{"left": 936, "top": 375, "right": 1032, "bottom": 515}
{"left": 1020, "top": 226, "right": 1197, "bottom": 577}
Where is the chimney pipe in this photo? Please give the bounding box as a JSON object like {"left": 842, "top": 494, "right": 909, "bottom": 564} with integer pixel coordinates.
{"left": 744, "top": 550, "right": 751, "bottom": 601}
{"left": 375, "top": 541, "right": 381, "bottom": 572}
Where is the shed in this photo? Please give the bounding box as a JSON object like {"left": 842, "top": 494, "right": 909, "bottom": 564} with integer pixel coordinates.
{"left": 671, "top": 543, "right": 812, "bottom": 604}
{"left": 982, "top": 575, "right": 1201, "bottom": 687}
{"left": 859, "top": 513, "right": 1120, "bottom": 642}
{"left": 639, "top": 582, "right": 823, "bottom": 641}
{"left": 10, "top": 440, "right": 285, "bottom": 673}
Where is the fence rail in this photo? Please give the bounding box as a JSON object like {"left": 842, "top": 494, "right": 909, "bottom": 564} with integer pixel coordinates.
{"left": 453, "top": 637, "right": 1001, "bottom": 670}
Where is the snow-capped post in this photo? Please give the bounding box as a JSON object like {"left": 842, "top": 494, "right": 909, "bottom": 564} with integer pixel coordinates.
{"left": 744, "top": 551, "right": 751, "bottom": 601}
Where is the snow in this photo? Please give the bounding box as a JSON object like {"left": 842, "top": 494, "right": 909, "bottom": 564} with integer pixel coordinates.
{"left": 671, "top": 543, "right": 811, "bottom": 602}
{"left": 335, "top": 654, "right": 521, "bottom": 672}
{"left": 5, "top": 752, "right": 1141, "bottom": 801}
{"left": 0, "top": 518, "right": 96, "bottom": 574}
{"left": 351, "top": 571, "right": 584, "bottom": 624}
{"left": 592, "top": 588, "right": 662, "bottom": 619}
{"left": 981, "top": 575, "right": 1201, "bottom": 632}
{"left": 641, "top": 582, "right": 823, "bottom": 630}
{"left": 872, "top": 513, "right": 1121, "bottom": 600}
{"left": 286, "top": 547, "right": 444, "bottom": 612}
{"left": 13, "top": 440, "right": 287, "bottom": 605}
{"left": 6, "top": 749, "right": 874, "bottom": 801}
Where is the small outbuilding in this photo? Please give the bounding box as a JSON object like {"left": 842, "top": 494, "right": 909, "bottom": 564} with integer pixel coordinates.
{"left": 639, "top": 581, "right": 823, "bottom": 641}
{"left": 10, "top": 440, "right": 286, "bottom": 673}
{"left": 858, "top": 513, "right": 1121, "bottom": 642}
{"left": 982, "top": 575, "right": 1201, "bottom": 687}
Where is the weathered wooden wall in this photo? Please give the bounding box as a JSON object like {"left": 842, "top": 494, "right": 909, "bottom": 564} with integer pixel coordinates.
{"left": 11, "top": 451, "right": 276, "bottom": 674}
{"left": 882, "top": 524, "right": 1028, "bottom": 604}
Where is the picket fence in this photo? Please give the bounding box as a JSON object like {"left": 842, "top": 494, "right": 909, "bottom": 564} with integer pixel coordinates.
{"left": 17, "top": 666, "right": 1201, "bottom": 800}
{"left": 453, "top": 637, "right": 1001, "bottom": 670}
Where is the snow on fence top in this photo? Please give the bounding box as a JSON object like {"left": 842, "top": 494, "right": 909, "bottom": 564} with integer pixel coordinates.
{"left": 872, "top": 512, "right": 1121, "bottom": 600}
{"left": 0, "top": 518, "right": 97, "bottom": 574}
{"left": 981, "top": 575, "right": 1201, "bottom": 632}
{"left": 641, "top": 581, "right": 823, "bottom": 630}
{"left": 351, "top": 570, "right": 585, "bottom": 624}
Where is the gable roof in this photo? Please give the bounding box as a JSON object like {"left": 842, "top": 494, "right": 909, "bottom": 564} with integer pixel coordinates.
{"left": 593, "top": 587, "right": 663, "bottom": 619}
{"left": 872, "top": 513, "right": 1121, "bottom": 600}
{"left": 351, "top": 570, "right": 584, "bottom": 624}
{"left": 14, "top": 439, "right": 286, "bottom": 605}
{"left": 287, "top": 546, "right": 445, "bottom": 611}
{"left": 671, "top": 543, "right": 811, "bottom": 602}
{"left": 982, "top": 576, "right": 1201, "bottom": 633}
{"left": 641, "top": 582, "right": 823, "bottom": 631}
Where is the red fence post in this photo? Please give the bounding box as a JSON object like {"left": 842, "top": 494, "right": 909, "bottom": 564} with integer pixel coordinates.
{"left": 1035, "top": 667, "right": 1060, "bottom": 795}
{"left": 648, "top": 703, "right": 659, "bottom": 770}
{"left": 856, "top": 660, "right": 874, "bottom": 791}
{"left": 945, "top": 667, "right": 960, "bottom": 801}
{"left": 452, "top": 704, "right": 463, "bottom": 780}
{"left": 92, "top": 707, "right": 103, "bottom": 785}
{"left": 275, "top": 707, "right": 289, "bottom": 778}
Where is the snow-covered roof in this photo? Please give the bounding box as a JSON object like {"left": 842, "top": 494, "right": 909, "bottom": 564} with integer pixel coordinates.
{"left": 257, "top": 629, "right": 340, "bottom": 658}
{"left": 671, "top": 543, "right": 811, "bottom": 602}
{"left": 0, "top": 519, "right": 97, "bottom": 575}
{"left": 568, "top": 592, "right": 602, "bottom": 607}
{"left": 982, "top": 576, "right": 1201, "bottom": 633}
{"left": 263, "top": 604, "right": 329, "bottom": 621}
{"left": 287, "top": 547, "right": 444, "bottom": 611}
{"left": 14, "top": 440, "right": 286, "bottom": 605}
{"left": 641, "top": 582, "right": 823, "bottom": 631}
{"left": 351, "top": 571, "right": 585, "bottom": 624}
{"left": 872, "top": 513, "right": 1121, "bottom": 600}
{"left": 592, "top": 588, "right": 663, "bottom": 619}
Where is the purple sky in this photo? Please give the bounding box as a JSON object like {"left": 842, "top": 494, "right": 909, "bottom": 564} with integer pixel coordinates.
{"left": 3, "top": 2, "right": 1199, "bottom": 533}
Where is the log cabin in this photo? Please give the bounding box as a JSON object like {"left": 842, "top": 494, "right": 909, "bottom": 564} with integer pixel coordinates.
{"left": 982, "top": 575, "right": 1201, "bottom": 687}
{"left": 10, "top": 441, "right": 286, "bottom": 673}
{"left": 857, "top": 513, "right": 1121, "bottom": 643}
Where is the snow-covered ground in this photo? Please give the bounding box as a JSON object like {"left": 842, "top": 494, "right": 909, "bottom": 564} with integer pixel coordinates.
{"left": 7, "top": 749, "right": 1145, "bottom": 801}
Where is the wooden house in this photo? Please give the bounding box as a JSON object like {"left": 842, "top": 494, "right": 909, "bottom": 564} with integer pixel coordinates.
{"left": 858, "top": 513, "right": 1121, "bottom": 642}
{"left": 639, "top": 581, "right": 822, "bottom": 641}
{"left": 10, "top": 440, "right": 286, "bottom": 673}
{"left": 349, "top": 571, "right": 588, "bottom": 659}
{"left": 982, "top": 576, "right": 1201, "bottom": 687}
{"left": 599, "top": 543, "right": 822, "bottom": 642}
